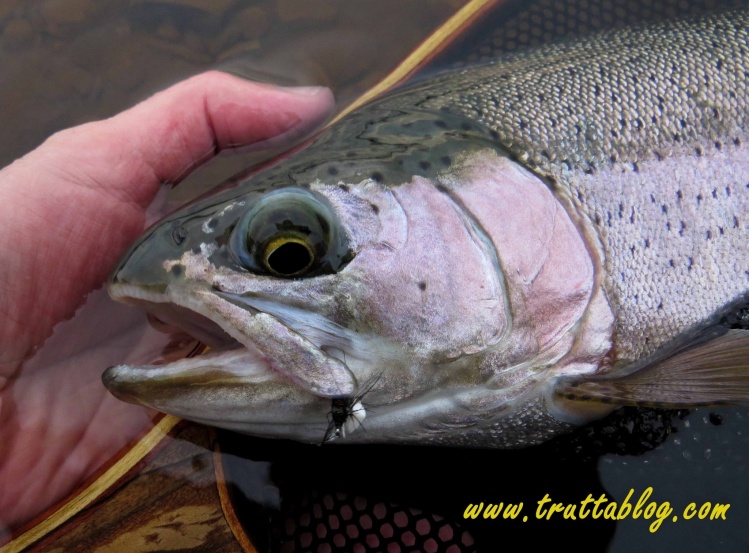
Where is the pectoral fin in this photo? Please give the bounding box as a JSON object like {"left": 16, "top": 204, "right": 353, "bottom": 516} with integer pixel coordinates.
{"left": 556, "top": 329, "right": 749, "bottom": 408}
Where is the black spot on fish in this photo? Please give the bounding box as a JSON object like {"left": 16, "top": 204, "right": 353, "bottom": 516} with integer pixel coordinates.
{"left": 441, "top": 156, "right": 452, "bottom": 167}
{"left": 709, "top": 413, "right": 723, "bottom": 426}
{"left": 171, "top": 226, "right": 188, "bottom": 245}
{"left": 419, "top": 160, "right": 431, "bottom": 170}
{"left": 192, "top": 246, "right": 201, "bottom": 254}
{"left": 170, "top": 265, "right": 182, "bottom": 276}
{"left": 460, "top": 122, "right": 472, "bottom": 131}
{"left": 370, "top": 203, "right": 380, "bottom": 214}
{"left": 434, "top": 120, "right": 448, "bottom": 129}
{"left": 418, "top": 281, "right": 427, "bottom": 291}
{"left": 328, "top": 166, "right": 339, "bottom": 176}
{"left": 208, "top": 219, "right": 219, "bottom": 229}
{"left": 338, "top": 184, "right": 349, "bottom": 192}
{"left": 370, "top": 172, "right": 384, "bottom": 183}
{"left": 489, "top": 130, "right": 500, "bottom": 141}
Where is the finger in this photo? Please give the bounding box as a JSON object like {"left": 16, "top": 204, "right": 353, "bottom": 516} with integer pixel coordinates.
{"left": 39, "top": 71, "right": 335, "bottom": 208}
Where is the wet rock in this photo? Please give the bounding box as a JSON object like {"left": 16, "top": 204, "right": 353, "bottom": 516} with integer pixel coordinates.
{"left": 0, "top": 0, "right": 22, "bottom": 23}
{"left": 2, "top": 18, "right": 35, "bottom": 51}
{"left": 277, "top": 0, "right": 340, "bottom": 23}
{"left": 212, "top": 5, "right": 270, "bottom": 55}
{"left": 231, "top": 5, "right": 271, "bottom": 40}
{"left": 132, "top": 0, "right": 236, "bottom": 16}
{"left": 155, "top": 20, "right": 181, "bottom": 42}
{"left": 39, "top": 0, "right": 105, "bottom": 38}
{"left": 215, "top": 39, "right": 262, "bottom": 63}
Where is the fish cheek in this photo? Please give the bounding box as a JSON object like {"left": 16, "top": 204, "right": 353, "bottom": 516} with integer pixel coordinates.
{"left": 439, "top": 151, "right": 597, "bottom": 351}
{"left": 350, "top": 176, "right": 508, "bottom": 357}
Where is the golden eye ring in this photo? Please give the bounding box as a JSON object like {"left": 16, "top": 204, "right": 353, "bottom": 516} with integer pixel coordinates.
{"left": 262, "top": 235, "right": 316, "bottom": 277}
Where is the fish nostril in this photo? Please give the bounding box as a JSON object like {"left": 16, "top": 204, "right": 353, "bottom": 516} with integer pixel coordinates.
{"left": 172, "top": 226, "right": 188, "bottom": 245}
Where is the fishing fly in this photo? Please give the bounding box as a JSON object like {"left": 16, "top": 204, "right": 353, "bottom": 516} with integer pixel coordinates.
{"left": 323, "top": 397, "right": 367, "bottom": 443}
{"left": 323, "top": 372, "right": 383, "bottom": 444}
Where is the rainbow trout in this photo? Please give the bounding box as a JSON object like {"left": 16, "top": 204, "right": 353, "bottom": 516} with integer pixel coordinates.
{"left": 103, "top": 10, "right": 749, "bottom": 447}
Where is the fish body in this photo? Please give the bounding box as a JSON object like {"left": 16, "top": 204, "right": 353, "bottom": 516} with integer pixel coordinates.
{"left": 104, "top": 10, "right": 749, "bottom": 447}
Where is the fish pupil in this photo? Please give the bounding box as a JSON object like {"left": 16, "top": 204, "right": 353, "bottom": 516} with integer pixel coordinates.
{"left": 267, "top": 241, "right": 313, "bottom": 276}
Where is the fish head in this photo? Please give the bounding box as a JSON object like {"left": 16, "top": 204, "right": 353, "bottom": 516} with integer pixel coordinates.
{"left": 105, "top": 106, "right": 615, "bottom": 446}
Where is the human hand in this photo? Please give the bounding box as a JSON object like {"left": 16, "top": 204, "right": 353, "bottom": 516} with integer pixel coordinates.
{"left": 0, "top": 71, "right": 333, "bottom": 532}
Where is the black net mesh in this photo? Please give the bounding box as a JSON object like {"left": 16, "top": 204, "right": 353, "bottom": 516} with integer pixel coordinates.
{"left": 277, "top": 490, "right": 476, "bottom": 553}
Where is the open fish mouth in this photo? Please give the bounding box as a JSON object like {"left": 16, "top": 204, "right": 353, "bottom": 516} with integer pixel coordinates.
{"left": 103, "top": 282, "right": 343, "bottom": 435}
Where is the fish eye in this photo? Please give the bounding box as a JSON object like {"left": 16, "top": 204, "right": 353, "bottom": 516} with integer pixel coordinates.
{"left": 229, "top": 188, "right": 350, "bottom": 278}
{"left": 263, "top": 235, "right": 315, "bottom": 276}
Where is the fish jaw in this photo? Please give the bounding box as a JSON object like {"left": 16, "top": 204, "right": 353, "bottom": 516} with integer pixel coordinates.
{"left": 103, "top": 348, "right": 331, "bottom": 440}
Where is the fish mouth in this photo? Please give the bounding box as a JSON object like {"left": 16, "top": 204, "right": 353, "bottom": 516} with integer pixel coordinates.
{"left": 103, "top": 282, "right": 344, "bottom": 433}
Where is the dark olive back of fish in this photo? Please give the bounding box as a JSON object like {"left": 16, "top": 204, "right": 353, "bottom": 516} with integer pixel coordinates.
{"left": 397, "top": 9, "right": 748, "bottom": 174}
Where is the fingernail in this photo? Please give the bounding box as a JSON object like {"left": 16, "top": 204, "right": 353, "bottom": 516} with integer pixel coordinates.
{"left": 280, "top": 85, "right": 328, "bottom": 97}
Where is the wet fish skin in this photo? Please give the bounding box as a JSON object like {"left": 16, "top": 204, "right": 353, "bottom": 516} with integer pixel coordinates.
{"left": 104, "top": 10, "right": 749, "bottom": 447}
{"left": 402, "top": 9, "right": 749, "bottom": 365}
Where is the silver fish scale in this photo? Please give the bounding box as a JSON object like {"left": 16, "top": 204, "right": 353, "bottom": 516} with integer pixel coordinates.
{"left": 461, "top": 0, "right": 746, "bottom": 63}
{"left": 386, "top": 10, "right": 749, "bottom": 364}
